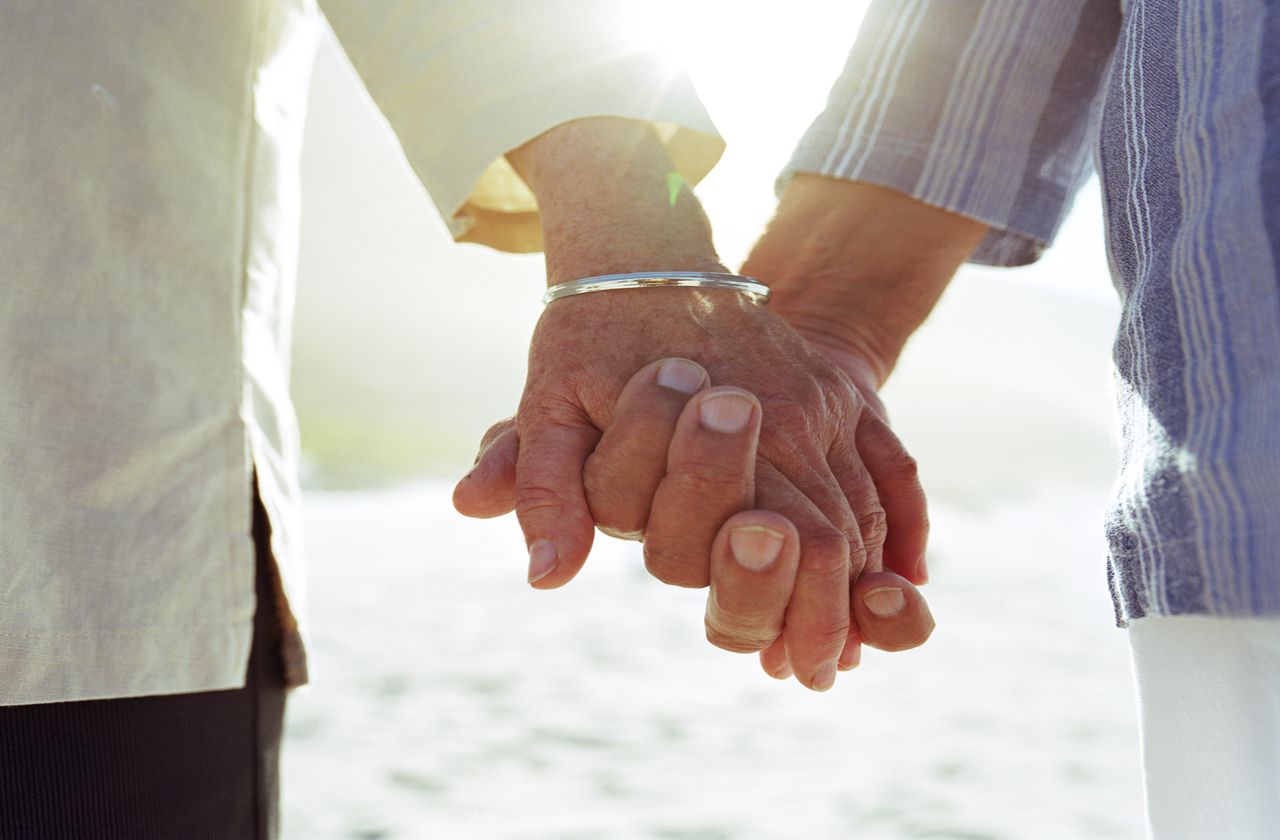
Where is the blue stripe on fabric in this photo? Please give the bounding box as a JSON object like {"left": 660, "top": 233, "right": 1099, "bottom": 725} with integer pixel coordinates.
{"left": 945, "top": 3, "right": 1043, "bottom": 210}
{"left": 1168, "top": 0, "right": 1223, "bottom": 615}
{"left": 784, "top": 1, "right": 1121, "bottom": 267}
{"left": 1262, "top": 3, "right": 1280, "bottom": 319}
{"left": 1195, "top": 0, "right": 1242, "bottom": 613}
{"left": 1173, "top": 0, "right": 1261, "bottom": 615}
{"left": 1254, "top": 2, "right": 1280, "bottom": 611}
{"left": 1100, "top": 0, "right": 1200, "bottom": 621}
{"left": 790, "top": 0, "right": 981, "bottom": 191}
{"left": 1004, "top": 0, "right": 1120, "bottom": 236}
{"left": 1105, "top": 0, "right": 1280, "bottom": 621}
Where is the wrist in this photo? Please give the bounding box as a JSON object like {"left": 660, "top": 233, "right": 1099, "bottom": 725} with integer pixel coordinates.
{"left": 774, "top": 304, "right": 901, "bottom": 389}
{"left": 506, "top": 117, "right": 724, "bottom": 286}
{"left": 745, "top": 175, "right": 988, "bottom": 386}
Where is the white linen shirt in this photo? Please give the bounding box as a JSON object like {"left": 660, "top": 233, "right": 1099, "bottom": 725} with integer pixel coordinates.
{"left": 0, "top": 0, "right": 722, "bottom": 705}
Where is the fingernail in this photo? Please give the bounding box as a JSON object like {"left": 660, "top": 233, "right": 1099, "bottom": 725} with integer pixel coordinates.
{"left": 916, "top": 554, "right": 930, "bottom": 584}
{"left": 656, "top": 358, "right": 705, "bottom": 394}
{"left": 771, "top": 663, "right": 794, "bottom": 680}
{"left": 839, "top": 643, "right": 861, "bottom": 671}
{"left": 527, "top": 540, "right": 557, "bottom": 584}
{"left": 699, "top": 392, "right": 754, "bottom": 433}
{"left": 864, "top": 586, "right": 906, "bottom": 617}
{"left": 811, "top": 661, "right": 837, "bottom": 692}
{"left": 729, "top": 525, "right": 785, "bottom": 571}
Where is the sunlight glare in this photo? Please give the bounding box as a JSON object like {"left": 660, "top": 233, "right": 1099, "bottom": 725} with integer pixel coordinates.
{"left": 612, "top": 1, "right": 872, "bottom": 264}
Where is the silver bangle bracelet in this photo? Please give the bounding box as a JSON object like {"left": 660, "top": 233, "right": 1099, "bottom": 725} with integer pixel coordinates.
{"left": 542, "top": 272, "right": 771, "bottom": 306}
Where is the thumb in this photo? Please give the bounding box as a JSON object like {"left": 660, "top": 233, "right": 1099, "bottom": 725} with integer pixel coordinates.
{"left": 515, "top": 408, "right": 601, "bottom": 588}
{"left": 453, "top": 420, "right": 518, "bottom": 519}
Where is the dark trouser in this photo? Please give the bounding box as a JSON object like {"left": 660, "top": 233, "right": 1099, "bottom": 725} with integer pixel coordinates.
{"left": 0, "top": 494, "right": 286, "bottom": 840}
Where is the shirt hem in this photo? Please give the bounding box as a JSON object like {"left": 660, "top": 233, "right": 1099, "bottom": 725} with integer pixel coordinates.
{"left": 0, "top": 621, "right": 254, "bottom": 707}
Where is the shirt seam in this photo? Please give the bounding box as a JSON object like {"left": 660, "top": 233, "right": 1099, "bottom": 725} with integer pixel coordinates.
{"left": 231, "top": 0, "right": 271, "bottom": 633}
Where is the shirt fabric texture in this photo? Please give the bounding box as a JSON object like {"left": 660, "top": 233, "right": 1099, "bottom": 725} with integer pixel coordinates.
{"left": 0, "top": 0, "right": 723, "bottom": 705}
{"left": 784, "top": 0, "right": 1280, "bottom": 624}
{"left": 0, "top": 491, "right": 286, "bottom": 839}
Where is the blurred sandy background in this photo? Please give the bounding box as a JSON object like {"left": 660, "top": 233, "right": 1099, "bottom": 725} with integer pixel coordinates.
{"left": 285, "top": 3, "right": 1140, "bottom": 838}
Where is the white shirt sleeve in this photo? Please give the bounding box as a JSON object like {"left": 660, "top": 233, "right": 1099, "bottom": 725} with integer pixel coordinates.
{"left": 318, "top": 0, "right": 725, "bottom": 253}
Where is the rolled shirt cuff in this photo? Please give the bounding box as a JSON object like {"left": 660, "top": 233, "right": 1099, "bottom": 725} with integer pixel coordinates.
{"left": 778, "top": 0, "right": 1119, "bottom": 267}
{"left": 321, "top": 0, "right": 723, "bottom": 254}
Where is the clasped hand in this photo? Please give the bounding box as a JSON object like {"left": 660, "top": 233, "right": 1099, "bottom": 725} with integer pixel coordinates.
{"left": 454, "top": 286, "right": 934, "bottom": 691}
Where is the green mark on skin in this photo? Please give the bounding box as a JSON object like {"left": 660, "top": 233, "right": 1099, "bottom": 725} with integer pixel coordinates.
{"left": 666, "top": 170, "right": 686, "bottom": 207}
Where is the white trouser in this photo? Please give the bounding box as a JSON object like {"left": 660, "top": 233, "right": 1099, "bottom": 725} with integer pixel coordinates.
{"left": 1129, "top": 616, "right": 1280, "bottom": 840}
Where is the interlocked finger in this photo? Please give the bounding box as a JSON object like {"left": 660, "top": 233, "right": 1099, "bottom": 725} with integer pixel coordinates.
{"left": 453, "top": 420, "right": 519, "bottom": 519}
{"left": 855, "top": 412, "right": 930, "bottom": 584}
{"left": 822, "top": 449, "right": 883, "bottom": 670}
{"left": 852, "top": 571, "right": 935, "bottom": 652}
{"left": 584, "top": 358, "right": 709, "bottom": 538}
{"left": 827, "top": 446, "right": 887, "bottom": 579}
{"left": 643, "top": 386, "right": 761, "bottom": 588}
{"left": 705, "top": 510, "right": 799, "bottom": 654}
{"left": 760, "top": 637, "right": 792, "bottom": 680}
{"left": 831, "top": 414, "right": 935, "bottom": 661}
{"left": 753, "top": 461, "right": 851, "bottom": 692}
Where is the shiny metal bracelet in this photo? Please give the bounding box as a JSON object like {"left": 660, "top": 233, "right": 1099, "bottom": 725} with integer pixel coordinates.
{"left": 542, "top": 272, "right": 771, "bottom": 305}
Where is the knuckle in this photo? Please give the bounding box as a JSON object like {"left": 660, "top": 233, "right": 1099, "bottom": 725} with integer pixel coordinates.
{"left": 517, "top": 387, "right": 583, "bottom": 426}
{"left": 705, "top": 594, "right": 783, "bottom": 652}
{"left": 816, "top": 368, "right": 854, "bottom": 409}
{"left": 595, "top": 513, "right": 647, "bottom": 537}
{"left": 787, "top": 619, "right": 850, "bottom": 653}
{"left": 763, "top": 394, "right": 806, "bottom": 424}
{"left": 643, "top": 542, "right": 708, "bottom": 588}
{"left": 880, "top": 445, "right": 922, "bottom": 488}
{"left": 759, "top": 392, "right": 818, "bottom": 433}
{"left": 583, "top": 481, "right": 648, "bottom": 536}
{"left": 857, "top": 508, "right": 889, "bottom": 553}
{"left": 514, "top": 480, "right": 567, "bottom": 517}
{"left": 859, "top": 415, "right": 923, "bottom": 476}
{"left": 796, "top": 528, "right": 851, "bottom": 575}
{"left": 479, "top": 419, "right": 515, "bottom": 450}
{"left": 664, "top": 462, "right": 749, "bottom": 494}
{"left": 893, "top": 451, "right": 921, "bottom": 484}
{"left": 596, "top": 523, "right": 645, "bottom": 541}
{"left": 705, "top": 623, "right": 776, "bottom": 654}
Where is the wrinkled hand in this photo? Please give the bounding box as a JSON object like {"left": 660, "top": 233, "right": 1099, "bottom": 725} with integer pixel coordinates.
{"left": 454, "top": 287, "right": 933, "bottom": 690}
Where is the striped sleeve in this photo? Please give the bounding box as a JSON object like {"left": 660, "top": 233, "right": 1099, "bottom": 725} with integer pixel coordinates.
{"left": 782, "top": 0, "right": 1121, "bottom": 266}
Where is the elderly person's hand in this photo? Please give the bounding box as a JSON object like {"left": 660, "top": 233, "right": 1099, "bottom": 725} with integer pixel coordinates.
{"left": 453, "top": 119, "right": 966, "bottom": 690}
{"left": 456, "top": 344, "right": 938, "bottom": 685}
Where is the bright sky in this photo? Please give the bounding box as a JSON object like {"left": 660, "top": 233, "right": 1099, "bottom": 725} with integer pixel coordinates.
{"left": 613, "top": 0, "right": 875, "bottom": 265}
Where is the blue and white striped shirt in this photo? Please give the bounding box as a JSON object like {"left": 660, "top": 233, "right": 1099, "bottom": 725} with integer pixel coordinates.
{"left": 784, "top": 0, "right": 1280, "bottom": 622}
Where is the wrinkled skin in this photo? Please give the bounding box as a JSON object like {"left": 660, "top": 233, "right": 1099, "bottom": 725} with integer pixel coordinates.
{"left": 454, "top": 286, "right": 934, "bottom": 691}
